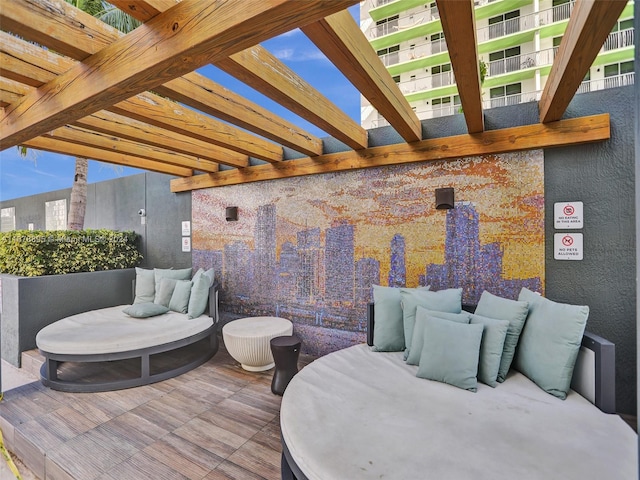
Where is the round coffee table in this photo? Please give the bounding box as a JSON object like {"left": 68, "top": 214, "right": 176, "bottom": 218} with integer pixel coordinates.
{"left": 222, "top": 316, "right": 293, "bottom": 371}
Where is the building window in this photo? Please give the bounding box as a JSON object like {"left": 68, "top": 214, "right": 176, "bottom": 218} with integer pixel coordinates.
{"left": 430, "top": 32, "right": 447, "bottom": 54}
{"left": 1, "top": 207, "right": 16, "bottom": 232}
{"left": 428, "top": 2, "right": 439, "bottom": 20}
{"left": 488, "top": 46, "right": 521, "bottom": 76}
{"left": 431, "top": 63, "right": 453, "bottom": 87}
{"left": 45, "top": 199, "right": 67, "bottom": 231}
{"left": 377, "top": 44, "right": 400, "bottom": 66}
{"left": 375, "top": 15, "right": 399, "bottom": 38}
{"left": 488, "top": 10, "right": 520, "bottom": 39}
{"left": 392, "top": 75, "right": 400, "bottom": 84}
{"left": 489, "top": 83, "right": 521, "bottom": 108}
{"left": 603, "top": 61, "right": 635, "bottom": 88}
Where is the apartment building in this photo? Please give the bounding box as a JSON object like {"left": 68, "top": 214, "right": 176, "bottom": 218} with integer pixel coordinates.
{"left": 361, "top": 0, "right": 635, "bottom": 128}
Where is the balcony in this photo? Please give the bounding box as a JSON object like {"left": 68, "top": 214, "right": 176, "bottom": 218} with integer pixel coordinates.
{"left": 476, "top": 2, "right": 575, "bottom": 44}
{"left": 486, "top": 48, "right": 555, "bottom": 77}
{"left": 603, "top": 28, "right": 634, "bottom": 52}
{"left": 377, "top": 40, "right": 448, "bottom": 67}
{"left": 477, "top": 72, "right": 635, "bottom": 110}
{"left": 399, "top": 71, "right": 455, "bottom": 94}
{"left": 368, "top": 9, "right": 439, "bottom": 39}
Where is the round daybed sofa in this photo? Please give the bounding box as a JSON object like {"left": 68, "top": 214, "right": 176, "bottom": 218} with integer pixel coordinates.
{"left": 36, "top": 273, "right": 219, "bottom": 393}
{"left": 280, "top": 289, "right": 637, "bottom": 479}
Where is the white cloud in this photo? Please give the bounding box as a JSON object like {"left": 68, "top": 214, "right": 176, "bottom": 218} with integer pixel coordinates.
{"left": 273, "top": 48, "right": 328, "bottom": 63}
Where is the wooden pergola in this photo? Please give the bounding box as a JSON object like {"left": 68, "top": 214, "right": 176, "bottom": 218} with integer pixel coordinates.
{"left": 0, "top": 0, "right": 628, "bottom": 193}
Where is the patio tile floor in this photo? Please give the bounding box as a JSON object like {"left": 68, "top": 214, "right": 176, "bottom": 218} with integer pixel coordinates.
{"left": 0, "top": 340, "right": 313, "bottom": 480}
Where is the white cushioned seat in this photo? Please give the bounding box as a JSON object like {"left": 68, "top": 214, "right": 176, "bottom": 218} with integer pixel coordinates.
{"left": 281, "top": 344, "right": 637, "bottom": 480}
{"left": 36, "top": 305, "right": 213, "bottom": 355}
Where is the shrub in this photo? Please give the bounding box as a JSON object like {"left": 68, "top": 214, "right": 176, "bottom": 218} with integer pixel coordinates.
{"left": 0, "top": 230, "right": 143, "bottom": 277}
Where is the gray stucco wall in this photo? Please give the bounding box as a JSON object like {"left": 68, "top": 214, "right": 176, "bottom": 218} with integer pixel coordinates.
{"left": 0, "top": 269, "right": 135, "bottom": 366}
{"left": 544, "top": 87, "right": 636, "bottom": 415}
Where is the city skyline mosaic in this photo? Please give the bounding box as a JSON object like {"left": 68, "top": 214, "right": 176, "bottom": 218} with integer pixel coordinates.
{"left": 192, "top": 151, "right": 544, "bottom": 355}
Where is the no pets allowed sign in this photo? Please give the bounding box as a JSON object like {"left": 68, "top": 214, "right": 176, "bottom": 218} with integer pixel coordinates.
{"left": 554, "top": 233, "right": 583, "bottom": 260}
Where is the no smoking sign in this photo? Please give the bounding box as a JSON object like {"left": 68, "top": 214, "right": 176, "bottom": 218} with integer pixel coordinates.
{"left": 554, "top": 233, "right": 583, "bottom": 260}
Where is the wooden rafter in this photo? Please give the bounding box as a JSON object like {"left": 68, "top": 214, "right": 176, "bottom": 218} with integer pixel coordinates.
{"left": 436, "top": 0, "right": 483, "bottom": 133}
{"left": 25, "top": 137, "right": 194, "bottom": 177}
{"left": 73, "top": 112, "right": 235, "bottom": 168}
{"left": 42, "top": 125, "right": 220, "bottom": 173}
{"left": 171, "top": 114, "right": 610, "bottom": 192}
{"left": 0, "top": 32, "right": 251, "bottom": 168}
{"left": 302, "top": 10, "right": 422, "bottom": 143}
{"left": 217, "top": 47, "right": 368, "bottom": 150}
{"left": 0, "top": 0, "right": 358, "bottom": 149}
{"left": 539, "top": 0, "right": 628, "bottom": 123}
{"left": 1, "top": 0, "right": 323, "bottom": 157}
{"left": 110, "top": 0, "right": 367, "bottom": 151}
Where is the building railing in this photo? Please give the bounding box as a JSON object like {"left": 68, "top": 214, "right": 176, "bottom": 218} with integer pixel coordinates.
{"left": 377, "top": 39, "right": 447, "bottom": 66}
{"left": 486, "top": 47, "right": 555, "bottom": 77}
{"left": 399, "top": 70, "right": 455, "bottom": 94}
{"left": 368, "top": 7, "right": 439, "bottom": 39}
{"left": 603, "top": 28, "right": 634, "bottom": 51}
{"left": 368, "top": 72, "right": 634, "bottom": 125}
{"left": 476, "top": 2, "right": 575, "bottom": 44}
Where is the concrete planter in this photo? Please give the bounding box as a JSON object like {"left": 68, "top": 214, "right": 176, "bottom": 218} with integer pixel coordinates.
{"left": 0, "top": 268, "right": 136, "bottom": 367}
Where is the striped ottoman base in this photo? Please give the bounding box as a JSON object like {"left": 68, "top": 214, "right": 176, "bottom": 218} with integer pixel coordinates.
{"left": 222, "top": 317, "right": 293, "bottom": 371}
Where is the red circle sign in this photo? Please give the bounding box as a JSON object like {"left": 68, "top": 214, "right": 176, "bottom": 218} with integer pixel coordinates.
{"left": 563, "top": 205, "right": 575, "bottom": 216}
{"left": 562, "top": 235, "right": 574, "bottom": 247}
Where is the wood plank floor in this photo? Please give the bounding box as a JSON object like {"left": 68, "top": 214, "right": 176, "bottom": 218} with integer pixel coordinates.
{"left": 0, "top": 339, "right": 313, "bottom": 480}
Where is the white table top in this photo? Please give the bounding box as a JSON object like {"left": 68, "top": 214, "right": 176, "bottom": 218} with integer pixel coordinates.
{"left": 223, "top": 316, "right": 292, "bottom": 337}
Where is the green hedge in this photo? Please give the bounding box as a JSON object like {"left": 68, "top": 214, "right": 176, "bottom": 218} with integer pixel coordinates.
{"left": 0, "top": 230, "right": 143, "bottom": 277}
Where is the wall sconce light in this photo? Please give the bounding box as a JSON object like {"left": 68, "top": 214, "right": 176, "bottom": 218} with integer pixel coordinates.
{"left": 435, "top": 188, "right": 455, "bottom": 210}
{"left": 225, "top": 206, "right": 238, "bottom": 222}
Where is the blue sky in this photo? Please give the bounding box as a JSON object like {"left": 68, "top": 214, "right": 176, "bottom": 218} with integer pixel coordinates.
{"left": 0, "top": 9, "right": 361, "bottom": 202}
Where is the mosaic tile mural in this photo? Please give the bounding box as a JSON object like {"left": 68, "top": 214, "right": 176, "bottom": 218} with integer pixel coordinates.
{"left": 192, "top": 151, "right": 544, "bottom": 356}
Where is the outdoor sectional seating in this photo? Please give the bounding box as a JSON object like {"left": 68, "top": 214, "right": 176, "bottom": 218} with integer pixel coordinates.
{"left": 36, "top": 268, "right": 219, "bottom": 393}
{"left": 280, "top": 287, "right": 637, "bottom": 479}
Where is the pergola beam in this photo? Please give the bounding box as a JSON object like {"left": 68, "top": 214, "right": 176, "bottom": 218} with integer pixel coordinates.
{"left": 539, "top": 0, "right": 628, "bottom": 123}
{"left": 111, "top": 0, "right": 366, "bottom": 151}
{"left": 436, "top": 0, "right": 483, "bottom": 133}
{"left": 24, "top": 137, "right": 194, "bottom": 177}
{"left": 1, "top": 0, "right": 323, "bottom": 157}
{"left": 302, "top": 10, "right": 422, "bottom": 143}
{"left": 0, "top": 0, "right": 358, "bottom": 149}
{"left": 171, "top": 114, "right": 610, "bottom": 192}
{"left": 216, "top": 46, "right": 368, "bottom": 150}
{"left": 43, "top": 125, "right": 220, "bottom": 173}
{"left": 0, "top": 32, "right": 250, "bottom": 168}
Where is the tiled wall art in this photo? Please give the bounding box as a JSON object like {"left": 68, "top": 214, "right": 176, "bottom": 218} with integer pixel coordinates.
{"left": 192, "top": 151, "right": 544, "bottom": 355}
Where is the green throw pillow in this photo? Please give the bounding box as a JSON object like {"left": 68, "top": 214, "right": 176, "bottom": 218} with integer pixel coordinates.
{"left": 406, "top": 306, "right": 470, "bottom": 365}
{"left": 515, "top": 288, "right": 589, "bottom": 400}
{"left": 192, "top": 267, "right": 215, "bottom": 287}
{"left": 187, "top": 275, "right": 210, "bottom": 319}
{"left": 474, "top": 290, "right": 529, "bottom": 383}
{"left": 154, "top": 277, "right": 178, "bottom": 307}
{"left": 416, "top": 315, "right": 484, "bottom": 392}
{"left": 169, "top": 280, "right": 192, "bottom": 313}
{"left": 371, "top": 285, "right": 405, "bottom": 352}
{"left": 470, "top": 314, "right": 510, "bottom": 387}
{"left": 401, "top": 288, "right": 462, "bottom": 360}
{"left": 123, "top": 303, "right": 169, "bottom": 318}
{"left": 133, "top": 267, "right": 156, "bottom": 304}
{"left": 154, "top": 268, "right": 192, "bottom": 295}
{"left": 371, "top": 285, "right": 431, "bottom": 352}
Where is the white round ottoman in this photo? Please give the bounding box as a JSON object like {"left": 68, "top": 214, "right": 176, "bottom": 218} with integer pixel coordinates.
{"left": 222, "top": 316, "right": 293, "bottom": 371}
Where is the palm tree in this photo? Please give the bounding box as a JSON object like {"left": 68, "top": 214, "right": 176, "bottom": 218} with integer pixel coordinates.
{"left": 64, "top": 1, "right": 140, "bottom": 229}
